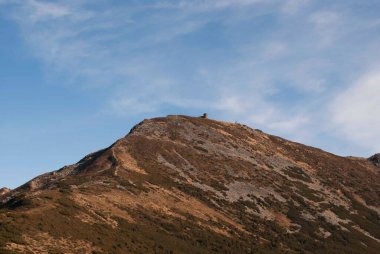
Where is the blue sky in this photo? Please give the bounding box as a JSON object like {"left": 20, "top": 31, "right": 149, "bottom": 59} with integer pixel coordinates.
{"left": 1, "top": 0, "right": 380, "bottom": 189}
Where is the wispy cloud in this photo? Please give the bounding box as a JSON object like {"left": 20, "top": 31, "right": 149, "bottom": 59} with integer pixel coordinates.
{"left": 261, "top": 42, "right": 288, "bottom": 60}
{"left": 1, "top": 0, "right": 380, "bottom": 155}
{"left": 26, "top": 0, "right": 71, "bottom": 22}
{"left": 309, "top": 10, "right": 343, "bottom": 47}
{"left": 159, "top": 0, "right": 266, "bottom": 12}
{"left": 281, "top": 0, "right": 311, "bottom": 15}
{"left": 330, "top": 69, "right": 380, "bottom": 153}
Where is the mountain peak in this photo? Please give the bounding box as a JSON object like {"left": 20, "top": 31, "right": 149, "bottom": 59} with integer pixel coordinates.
{"left": 127, "top": 114, "right": 239, "bottom": 138}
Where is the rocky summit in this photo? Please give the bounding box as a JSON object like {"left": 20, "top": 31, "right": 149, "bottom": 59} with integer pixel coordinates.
{"left": 1, "top": 115, "right": 380, "bottom": 254}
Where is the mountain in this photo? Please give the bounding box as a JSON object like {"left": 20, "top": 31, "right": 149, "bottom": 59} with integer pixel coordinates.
{"left": 1, "top": 115, "right": 380, "bottom": 254}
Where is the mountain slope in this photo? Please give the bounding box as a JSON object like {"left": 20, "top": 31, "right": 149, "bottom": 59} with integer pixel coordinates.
{"left": 1, "top": 115, "right": 380, "bottom": 254}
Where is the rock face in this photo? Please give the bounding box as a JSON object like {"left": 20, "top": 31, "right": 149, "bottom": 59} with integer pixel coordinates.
{"left": 0, "top": 188, "right": 10, "bottom": 196}
{"left": 369, "top": 153, "right": 380, "bottom": 167}
{"left": 1, "top": 115, "right": 380, "bottom": 254}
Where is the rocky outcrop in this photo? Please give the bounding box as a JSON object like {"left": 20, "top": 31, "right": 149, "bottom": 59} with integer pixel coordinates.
{"left": 0, "top": 187, "right": 10, "bottom": 196}
{"left": 369, "top": 153, "right": 380, "bottom": 167}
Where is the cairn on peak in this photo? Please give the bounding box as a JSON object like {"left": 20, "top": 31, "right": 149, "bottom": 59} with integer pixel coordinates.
{"left": 200, "top": 113, "right": 208, "bottom": 119}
